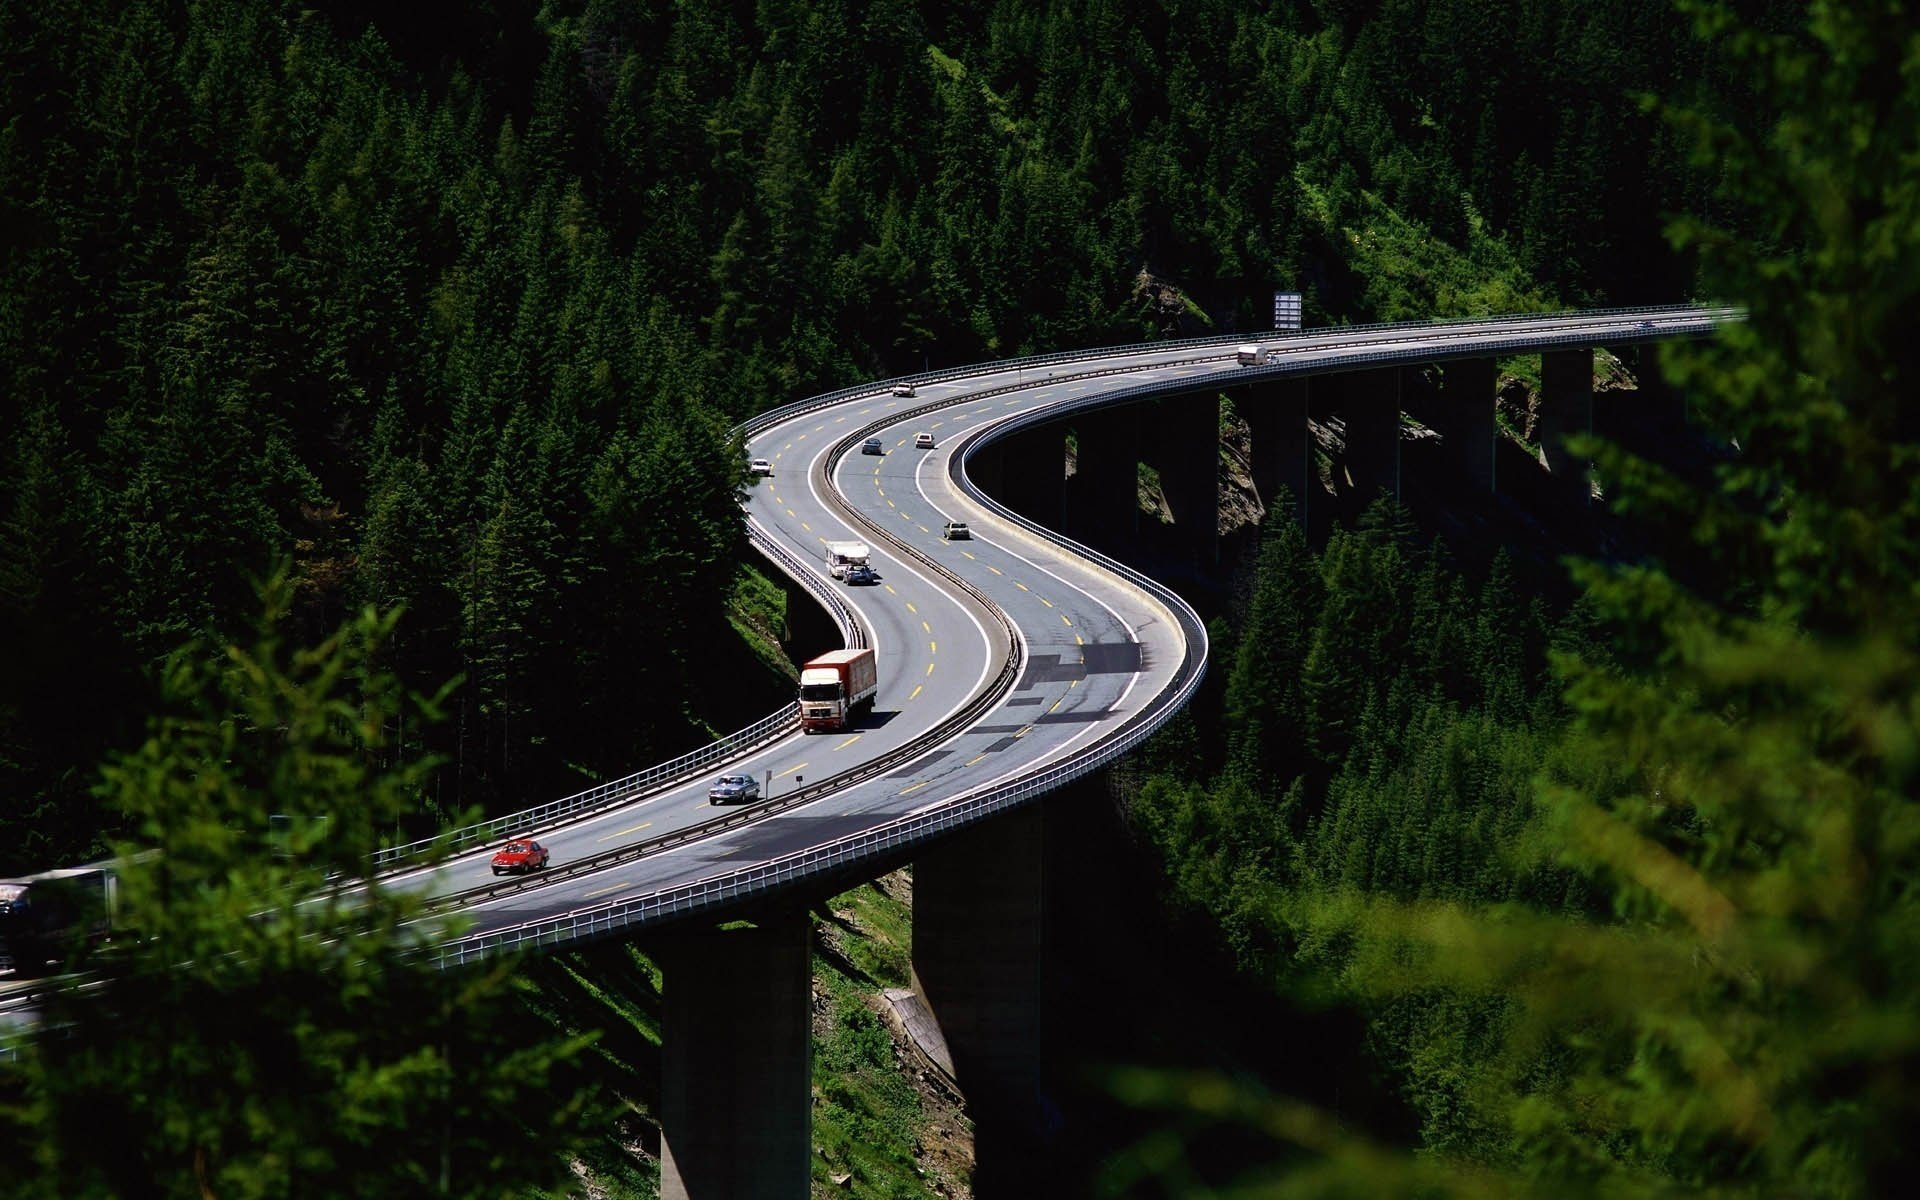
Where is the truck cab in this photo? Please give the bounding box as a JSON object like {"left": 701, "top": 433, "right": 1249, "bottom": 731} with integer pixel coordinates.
{"left": 799, "top": 648, "right": 879, "bottom": 732}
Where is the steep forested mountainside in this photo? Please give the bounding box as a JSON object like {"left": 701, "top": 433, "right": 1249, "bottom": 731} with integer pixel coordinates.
{"left": 8, "top": 2, "right": 1913, "bottom": 1199}
{"left": 0, "top": 0, "right": 1726, "bottom": 872}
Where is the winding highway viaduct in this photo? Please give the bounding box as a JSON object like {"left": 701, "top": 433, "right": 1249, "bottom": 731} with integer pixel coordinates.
{"left": 0, "top": 305, "right": 1733, "bottom": 1196}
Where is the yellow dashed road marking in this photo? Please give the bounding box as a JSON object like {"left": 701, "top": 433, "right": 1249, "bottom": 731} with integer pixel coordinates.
{"left": 1014, "top": 582, "right": 1029, "bottom": 592}
{"left": 987, "top": 565, "right": 1002, "bottom": 575}
{"left": 966, "top": 754, "right": 987, "bottom": 767}
{"left": 584, "top": 883, "right": 629, "bottom": 899}
{"left": 899, "top": 780, "right": 931, "bottom": 796}
{"left": 906, "top": 602, "right": 917, "bottom": 614}
{"left": 908, "top": 685, "right": 923, "bottom": 700}
{"left": 597, "top": 821, "right": 653, "bottom": 843}
{"left": 1061, "top": 614, "right": 1072, "bottom": 627}
{"left": 1038, "top": 596, "right": 1052, "bottom": 608}
{"left": 921, "top": 620, "right": 931, "bottom": 633}
{"left": 835, "top": 734, "right": 862, "bottom": 750}
{"left": 929, "top": 641, "right": 937, "bottom": 655}
{"left": 925, "top": 662, "right": 935, "bottom": 676}
{"left": 776, "top": 762, "right": 809, "bottom": 778}
{"left": 884, "top": 584, "right": 897, "bottom": 595}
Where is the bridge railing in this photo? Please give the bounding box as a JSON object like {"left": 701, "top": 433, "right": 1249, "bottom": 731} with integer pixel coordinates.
{"left": 730, "top": 303, "right": 1737, "bottom": 441}
{"left": 433, "top": 303, "right": 1747, "bottom": 960}
{"left": 370, "top": 521, "right": 865, "bottom": 871}
{"left": 434, "top": 415, "right": 1211, "bottom": 963}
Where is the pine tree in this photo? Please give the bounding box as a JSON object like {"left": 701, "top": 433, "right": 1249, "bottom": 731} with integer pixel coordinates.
{"left": 0, "top": 573, "right": 592, "bottom": 1198}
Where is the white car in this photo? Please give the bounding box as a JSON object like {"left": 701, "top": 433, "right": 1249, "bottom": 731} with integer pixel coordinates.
{"left": 891, "top": 383, "right": 916, "bottom": 398}
{"left": 749, "top": 458, "right": 773, "bottom": 476}
{"left": 915, "top": 432, "right": 936, "bottom": 449}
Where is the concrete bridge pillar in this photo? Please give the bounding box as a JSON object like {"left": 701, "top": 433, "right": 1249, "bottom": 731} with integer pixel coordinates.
{"left": 993, "top": 426, "right": 1067, "bottom": 529}
{"left": 913, "top": 803, "right": 1047, "bottom": 1192}
{"left": 658, "top": 911, "right": 812, "bottom": 1200}
{"left": 1597, "top": 341, "right": 1689, "bottom": 461}
{"left": 1240, "top": 377, "right": 1310, "bottom": 525}
{"left": 1335, "top": 367, "right": 1402, "bottom": 505}
{"left": 1143, "top": 395, "right": 1219, "bottom": 564}
{"left": 1065, "top": 405, "right": 1141, "bottom": 554}
{"left": 1539, "top": 347, "right": 1594, "bottom": 503}
{"left": 1439, "top": 357, "right": 1498, "bottom": 492}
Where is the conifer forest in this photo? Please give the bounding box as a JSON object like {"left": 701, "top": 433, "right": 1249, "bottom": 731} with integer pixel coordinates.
{"left": 2, "top": 1, "right": 1917, "bottom": 1196}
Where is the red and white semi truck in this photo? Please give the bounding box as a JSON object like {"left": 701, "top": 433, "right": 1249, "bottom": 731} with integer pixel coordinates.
{"left": 799, "top": 647, "right": 878, "bottom": 732}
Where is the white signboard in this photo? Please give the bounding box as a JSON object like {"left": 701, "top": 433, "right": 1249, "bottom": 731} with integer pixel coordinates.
{"left": 1273, "top": 291, "right": 1303, "bottom": 331}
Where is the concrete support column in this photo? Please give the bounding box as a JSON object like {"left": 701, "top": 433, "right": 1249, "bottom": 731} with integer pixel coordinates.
{"left": 1337, "top": 367, "right": 1402, "bottom": 505}
{"left": 994, "top": 426, "right": 1067, "bottom": 529}
{"left": 913, "top": 803, "right": 1047, "bottom": 1191}
{"left": 1145, "top": 395, "right": 1218, "bottom": 564}
{"left": 1597, "top": 341, "right": 1688, "bottom": 456}
{"left": 1065, "top": 405, "right": 1140, "bottom": 553}
{"left": 1440, "top": 357, "right": 1498, "bottom": 493}
{"left": 1539, "top": 347, "right": 1595, "bottom": 503}
{"left": 659, "top": 912, "right": 812, "bottom": 1200}
{"left": 1240, "top": 377, "right": 1310, "bottom": 527}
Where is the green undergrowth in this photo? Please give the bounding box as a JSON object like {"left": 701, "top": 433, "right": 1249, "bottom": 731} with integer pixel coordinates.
{"left": 515, "top": 944, "right": 667, "bottom": 1200}
{"left": 508, "top": 873, "right": 965, "bottom": 1199}
{"left": 811, "top": 874, "right": 966, "bottom": 1199}
{"left": 729, "top": 561, "right": 798, "bottom": 686}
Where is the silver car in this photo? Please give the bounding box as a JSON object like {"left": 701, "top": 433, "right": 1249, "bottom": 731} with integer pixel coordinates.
{"left": 709, "top": 773, "right": 761, "bottom": 805}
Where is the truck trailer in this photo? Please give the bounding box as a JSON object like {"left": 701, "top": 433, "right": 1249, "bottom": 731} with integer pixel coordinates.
{"left": 0, "top": 866, "right": 122, "bottom": 976}
{"left": 799, "top": 647, "right": 878, "bottom": 732}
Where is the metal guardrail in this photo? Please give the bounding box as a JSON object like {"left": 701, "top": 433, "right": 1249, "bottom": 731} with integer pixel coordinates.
{"left": 369, "top": 696, "right": 801, "bottom": 870}
{"left": 410, "top": 406, "right": 1028, "bottom": 916}
{"left": 368, "top": 504, "right": 874, "bottom": 873}
{"left": 431, "top": 304, "right": 1742, "bottom": 962}
{"left": 730, "top": 304, "right": 1740, "bottom": 440}
{"left": 434, "top": 437, "right": 1209, "bottom": 964}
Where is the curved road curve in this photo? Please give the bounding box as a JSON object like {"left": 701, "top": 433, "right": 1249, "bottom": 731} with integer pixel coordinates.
{"left": 401, "top": 304, "right": 1731, "bottom": 963}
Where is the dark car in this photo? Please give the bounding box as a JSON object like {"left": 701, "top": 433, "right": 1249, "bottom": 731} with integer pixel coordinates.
{"left": 490, "top": 839, "right": 550, "bottom": 876}
{"left": 709, "top": 773, "right": 761, "bottom": 805}
{"left": 862, "top": 438, "right": 884, "bottom": 455}
{"left": 845, "top": 563, "right": 878, "bottom": 585}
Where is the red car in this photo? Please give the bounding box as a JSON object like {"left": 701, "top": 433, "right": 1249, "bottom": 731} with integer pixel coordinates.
{"left": 490, "top": 838, "right": 550, "bottom": 876}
